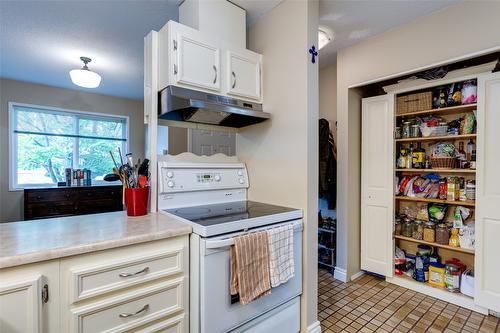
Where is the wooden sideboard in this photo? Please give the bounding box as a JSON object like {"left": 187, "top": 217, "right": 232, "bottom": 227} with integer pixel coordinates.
{"left": 24, "top": 185, "right": 123, "bottom": 220}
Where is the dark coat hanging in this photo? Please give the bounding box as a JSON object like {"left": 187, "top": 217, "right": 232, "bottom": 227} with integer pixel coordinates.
{"left": 319, "top": 118, "right": 337, "bottom": 209}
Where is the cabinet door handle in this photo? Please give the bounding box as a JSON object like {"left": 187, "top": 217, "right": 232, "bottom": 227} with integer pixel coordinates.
{"left": 213, "top": 65, "right": 217, "bottom": 84}
{"left": 119, "top": 267, "right": 149, "bottom": 278}
{"left": 231, "top": 71, "right": 236, "bottom": 89}
{"left": 119, "top": 304, "right": 149, "bottom": 318}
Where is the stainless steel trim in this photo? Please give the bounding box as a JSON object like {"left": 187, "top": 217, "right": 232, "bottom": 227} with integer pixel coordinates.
{"left": 213, "top": 65, "right": 217, "bottom": 84}
{"left": 231, "top": 71, "right": 236, "bottom": 89}
{"left": 119, "top": 304, "right": 149, "bottom": 318}
{"left": 119, "top": 267, "right": 150, "bottom": 278}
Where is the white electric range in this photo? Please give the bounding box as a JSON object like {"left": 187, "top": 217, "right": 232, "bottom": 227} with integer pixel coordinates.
{"left": 158, "top": 154, "right": 303, "bottom": 333}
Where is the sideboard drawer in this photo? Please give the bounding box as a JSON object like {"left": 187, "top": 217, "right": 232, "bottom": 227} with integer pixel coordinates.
{"left": 69, "top": 247, "right": 185, "bottom": 302}
{"left": 71, "top": 277, "right": 185, "bottom": 333}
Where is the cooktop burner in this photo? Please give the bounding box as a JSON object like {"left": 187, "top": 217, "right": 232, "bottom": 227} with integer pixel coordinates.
{"left": 163, "top": 201, "right": 302, "bottom": 237}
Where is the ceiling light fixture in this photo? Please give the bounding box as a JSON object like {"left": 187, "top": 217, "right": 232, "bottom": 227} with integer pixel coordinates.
{"left": 69, "top": 57, "right": 101, "bottom": 88}
{"left": 318, "top": 29, "right": 332, "bottom": 50}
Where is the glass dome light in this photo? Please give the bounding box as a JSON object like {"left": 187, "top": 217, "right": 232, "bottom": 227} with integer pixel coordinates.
{"left": 69, "top": 57, "right": 101, "bottom": 88}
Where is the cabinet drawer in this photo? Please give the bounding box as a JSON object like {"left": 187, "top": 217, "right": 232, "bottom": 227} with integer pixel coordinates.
{"left": 71, "top": 277, "right": 185, "bottom": 333}
{"left": 26, "top": 203, "right": 77, "bottom": 219}
{"left": 69, "top": 248, "right": 185, "bottom": 302}
{"left": 78, "top": 199, "right": 122, "bottom": 215}
{"left": 78, "top": 188, "right": 121, "bottom": 201}
{"left": 26, "top": 189, "right": 78, "bottom": 203}
{"left": 134, "top": 313, "right": 184, "bottom": 333}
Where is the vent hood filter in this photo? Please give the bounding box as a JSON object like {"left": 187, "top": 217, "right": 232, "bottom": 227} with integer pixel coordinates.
{"left": 159, "top": 86, "right": 270, "bottom": 128}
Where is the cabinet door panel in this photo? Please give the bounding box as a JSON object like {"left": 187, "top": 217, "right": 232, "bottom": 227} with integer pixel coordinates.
{"left": 361, "top": 95, "right": 394, "bottom": 277}
{"left": 475, "top": 72, "right": 500, "bottom": 312}
{"left": 227, "top": 51, "right": 261, "bottom": 100}
{"left": 176, "top": 34, "right": 220, "bottom": 91}
{"left": 0, "top": 275, "right": 43, "bottom": 333}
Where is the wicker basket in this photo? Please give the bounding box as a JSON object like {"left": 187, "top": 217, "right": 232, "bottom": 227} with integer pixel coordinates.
{"left": 430, "top": 157, "right": 456, "bottom": 169}
{"left": 396, "top": 92, "right": 433, "bottom": 114}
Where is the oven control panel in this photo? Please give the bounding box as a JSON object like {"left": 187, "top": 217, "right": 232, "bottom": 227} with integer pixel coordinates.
{"left": 158, "top": 162, "right": 248, "bottom": 194}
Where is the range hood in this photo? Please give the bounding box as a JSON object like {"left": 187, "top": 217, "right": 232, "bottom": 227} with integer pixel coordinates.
{"left": 159, "top": 86, "right": 270, "bottom": 128}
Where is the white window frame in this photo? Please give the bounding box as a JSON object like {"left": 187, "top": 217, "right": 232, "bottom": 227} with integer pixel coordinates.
{"left": 9, "top": 102, "right": 129, "bottom": 191}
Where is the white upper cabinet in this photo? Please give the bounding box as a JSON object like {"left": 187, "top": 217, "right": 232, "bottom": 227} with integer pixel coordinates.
{"left": 361, "top": 94, "right": 395, "bottom": 277}
{"left": 158, "top": 21, "right": 263, "bottom": 103}
{"left": 226, "top": 50, "right": 261, "bottom": 100}
{"left": 475, "top": 72, "right": 500, "bottom": 313}
{"left": 176, "top": 33, "right": 221, "bottom": 91}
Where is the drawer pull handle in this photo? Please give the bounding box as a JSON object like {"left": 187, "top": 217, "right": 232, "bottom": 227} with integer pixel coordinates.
{"left": 119, "top": 304, "right": 149, "bottom": 318}
{"left": 119, "top": 267, "right": 149, "bottom": 278}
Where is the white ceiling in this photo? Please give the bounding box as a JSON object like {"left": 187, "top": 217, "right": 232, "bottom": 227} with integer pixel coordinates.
{"left": 0, "top": 0, "right": 459, "bottom": 99}
{"left": 0, "top": 0, "right": 281, "bottom": 100}
{"left": 318, "top": 0, "right": 458, "bottom": 68}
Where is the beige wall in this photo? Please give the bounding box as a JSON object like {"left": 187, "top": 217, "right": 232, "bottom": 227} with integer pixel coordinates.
{"left": 319, "top": 61, "right": 337, "bottom": 137}
{"left": 237, "top": 0, "right": 319, "bottom": 331}
{"left": 0, "top": 79, "right": 144, "bottom": 222}
{"left": 336, "top": 1, "right": 500, "bottom": 278}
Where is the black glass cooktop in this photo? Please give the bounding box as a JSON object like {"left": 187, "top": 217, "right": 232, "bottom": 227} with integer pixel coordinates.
{"left": 166, "top": 200, "right": 298, "bottom": 227}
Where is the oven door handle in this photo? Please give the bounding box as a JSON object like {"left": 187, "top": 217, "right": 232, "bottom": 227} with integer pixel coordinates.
{"left": 205, "top": 238, "right": 234, "bottom": 249}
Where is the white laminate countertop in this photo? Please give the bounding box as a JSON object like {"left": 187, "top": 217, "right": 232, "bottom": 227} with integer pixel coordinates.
{"left": 0, "top": 211, "right": 192, "bottom": 269}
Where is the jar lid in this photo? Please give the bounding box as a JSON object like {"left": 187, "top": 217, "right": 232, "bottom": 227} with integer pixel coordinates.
{"left": 425, "top": 221, "right": 435, "bottom": 227}
{"left": 446, "top": 263, "right": 460, "bottom": 271}
{"left": 436, "top": 223, "right": 447, "bottom": 229}
{"left": 403, "top": 121, "right": 411, "bottom": 125}
{"left": 411, "top": 124, "right": 419, "bottom": 128}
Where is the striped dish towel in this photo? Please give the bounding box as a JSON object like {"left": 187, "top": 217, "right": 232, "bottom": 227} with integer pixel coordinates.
{"left": 267, "top": 224, "right": 294, "bottom": 288}
{"left": 230, "top": 231, "right": 271, "bottom": 305}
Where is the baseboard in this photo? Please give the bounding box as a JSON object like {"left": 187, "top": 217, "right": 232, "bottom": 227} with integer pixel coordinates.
{"left": 333, "top": 267, "right": 347, "bottom": 282}
{"left": 350, "top": 271, "right": 365, "bottom": 281}
{"left": 307, "top": 320, "right": 321, "bottom": 333}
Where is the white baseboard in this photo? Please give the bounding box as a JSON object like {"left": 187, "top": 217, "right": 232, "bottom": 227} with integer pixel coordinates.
{"left": 333, "top": 267, "right": 347, "bottom": 282}
{"left": 307, "top": 320, "right": 321, "bottom": 333}
{"left": 350, "top": 271, "right": 365, "bottom": 281}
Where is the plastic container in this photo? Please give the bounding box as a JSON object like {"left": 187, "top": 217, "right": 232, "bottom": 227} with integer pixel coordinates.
{"left": 429, "top": 262, "right": 446, "bottom": 288}
{"left": 460, "top": 269, "right": 475, "bottom": 297}
{"left": 125, "top": 187, "right": 149, "bottom": 216}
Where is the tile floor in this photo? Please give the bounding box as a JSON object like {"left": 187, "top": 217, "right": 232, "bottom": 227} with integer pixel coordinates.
{"left": 318, "top": 269, "right": 500, "bottom": 333}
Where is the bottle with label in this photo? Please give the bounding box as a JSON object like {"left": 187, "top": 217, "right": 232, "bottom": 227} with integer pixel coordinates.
{"left": 398, "top": 146, "right": 407, "bottom": 169}
{"left": 406, "top": 144, "right": 413, "bottom": 169}
{"left": 466, "top": 139, "right": 475, "bottom": 161}
{"left": 457, "top": 142, "right": 467, "bottom": 168}
{"left": 412, "top": 143, "right": 425, "bottom": 169}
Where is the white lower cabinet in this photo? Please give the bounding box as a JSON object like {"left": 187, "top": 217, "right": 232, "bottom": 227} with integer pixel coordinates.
{"left": 0, "top": 236, "right": 188, "bottom": 333}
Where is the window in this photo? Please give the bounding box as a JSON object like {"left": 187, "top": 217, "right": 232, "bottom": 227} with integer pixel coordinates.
{"left": 9, "top": 103, "right": 128, "bottom": 189}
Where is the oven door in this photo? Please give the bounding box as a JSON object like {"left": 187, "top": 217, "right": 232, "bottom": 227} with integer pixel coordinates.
{"left": 199, "top": 219, "right": 303, "bottom": 333}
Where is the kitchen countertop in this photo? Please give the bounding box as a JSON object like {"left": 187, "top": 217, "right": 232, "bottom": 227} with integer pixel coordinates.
{"left": 0, "top": 211, "right": 192, "bottom": 269}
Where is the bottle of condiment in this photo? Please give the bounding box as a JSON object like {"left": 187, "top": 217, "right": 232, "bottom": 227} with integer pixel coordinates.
{"left": 466, "top": 180, "right": 476, "bottom": 201}
{"left": 457, "top": 142, "right": 466, "bottom": 167}
{"left": 449, "top": 228, "right": 460, "bottom": 247}
{"left": 406, "top": 144, "right": 413, "bottom": 169}
{"left": 424, "top": 156, "right": 431, "bottom": 169}
{"left": 412, "top": 143, "right": 425, "bottom": 169}
{"left": 470, "top": 150, "right": 477, "bottom": 169}
{"left": 398, "top": 146, "right": 407, "bottom": 169}
{"left": 466, "top": 139, "right": 475, "bottom": 161}
{"left": 439, "top": 178, "right": 448, "bottom": 200}
{"left": 436, "top": 224, "right": 449, "bottom": 245}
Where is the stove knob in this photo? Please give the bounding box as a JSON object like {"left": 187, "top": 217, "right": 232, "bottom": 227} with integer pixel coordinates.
{"left": 166, "top": 171, "right": 174, "bottom": 178}
{"left": 238, "top": 178, "right": 245, "bottom": 184}
{"left": 214, "top": 175, "right": 221, "bottom": 182}
{"left": 167, "top": 180, "right": 175, "bottom": 188}
{"left": 237, "top": 170, "right": 244, "bottom": 176}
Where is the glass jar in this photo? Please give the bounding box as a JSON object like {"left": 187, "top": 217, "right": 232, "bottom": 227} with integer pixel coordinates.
{"left": 435, "top": 224, "right": 449, "bottom": 245}
{"left": 423, "top": 222, "right": 436, "bottom": 243}
{"left": 444, "top": 264, "right": 461, "bottom": 292}
{"left": 412, "top": 220, "right": 423, "bottom": 240}
{"left": 402, "top": 217, "right": 413, "bottom": 237}
{"left": 402, "top": 122, "right": 411, "bottom": 139}
{"left": 395, "top": 126, "right": 402, "bottom": 139}
{"left": 394, "top": 217, "right": 402, "bottom": 235}
{"left": 410, "top": 124, "right": 420, "bottom": 138}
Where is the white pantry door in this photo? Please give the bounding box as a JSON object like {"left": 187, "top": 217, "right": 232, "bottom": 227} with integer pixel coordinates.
{"left": 361, "top": 94, "right": 394, "bottom": 277}
{"left": 475, "top": 72, "right": 500, "bottom": 313}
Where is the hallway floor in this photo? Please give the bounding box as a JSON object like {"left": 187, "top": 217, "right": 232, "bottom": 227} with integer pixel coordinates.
{"left": 318, "top": 269, "right": 500, "bottom": 333}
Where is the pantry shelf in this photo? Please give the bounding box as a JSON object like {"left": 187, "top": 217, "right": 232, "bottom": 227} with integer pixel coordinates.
{"left": 395, "top": 104, "right": 477, "bottom": 118}
{"left": 395, "top": 134, "right": 476, "bottom": 143}
{"left": 386, "top": 275, "right": 487, "bottom": 314}
{"left": 395, "top": 196, "right": 475, "bottom": 207}
{"left": 395, "top": 168, "right": 476, "bottom": 174}
{"left": 394, "top": 235, "right": 475, "bottom": 255}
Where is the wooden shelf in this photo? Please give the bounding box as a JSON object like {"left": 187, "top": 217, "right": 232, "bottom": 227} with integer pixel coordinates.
{"left": 395, "top": 196, "right": 475, "bottom": 207}
{"left": 386, "top": 275, "right": 487, "bottom": 314}
{"left": 394, "top": 235, "right": 475, "bottom": 254}
{"left": 395, "top": 168, "right": 476, "bottom": 174}
{"left": 395, "top": 104, "right": 477, "bottom": 118}
{"left": 396, "top": 134, "right": 476, "bottom": 143}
